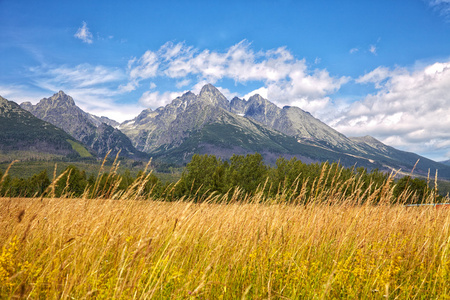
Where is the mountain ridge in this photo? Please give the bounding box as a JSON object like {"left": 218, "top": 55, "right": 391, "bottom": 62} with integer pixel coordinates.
{"left": 20, "top": 91, "right": 145, "bottom": 159}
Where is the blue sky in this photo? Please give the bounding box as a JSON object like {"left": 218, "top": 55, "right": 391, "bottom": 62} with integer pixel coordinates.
{"left": 2, "top": 0, "right": 450, "bottom": 161}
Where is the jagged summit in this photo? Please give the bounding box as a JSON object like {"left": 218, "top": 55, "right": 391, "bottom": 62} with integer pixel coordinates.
{"left": 197, "top": 84, "right": 229, "bottom": 109}
{"left": 199, "top": 83, "right": 221, "bottom": 96}
{"left": 44, "top": 90, "right": 76, "bottom": 107}
{"left": 248, "top": 94, "right": 266, "bottom": 102}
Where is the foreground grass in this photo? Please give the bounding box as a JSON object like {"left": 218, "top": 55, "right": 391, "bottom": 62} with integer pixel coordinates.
{"left": 0, "top": 196, "right": 450, "bottom": 299}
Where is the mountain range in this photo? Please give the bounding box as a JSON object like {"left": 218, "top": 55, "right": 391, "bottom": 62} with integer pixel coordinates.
{"left": 1, "top": 84, "right": 449, "bottom": 178}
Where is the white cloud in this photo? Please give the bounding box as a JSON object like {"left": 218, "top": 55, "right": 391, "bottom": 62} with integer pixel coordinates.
{"left": 129, "top": 51, "right": 159, "bottom": 82}
{"left": 0, "top": 84, "right": 49, "bottom": 104}
{"left": 36, "top": 64, "right": 125, "bottom": 88}
{"left": 176, "top": 79, "right": 191, "bottom": 88}
{"left": 26, "top": 64, "right": 142, "bottom": 122}
{"left": 74, "top": 21, "right": 93, "bottom": 44}
{"left": 118, "top": 81, "right": 138, "bottom": 93}
{"left": 126, "top": 40, "right": 348, "bottom": 115}
{"left": 332, "top": 60, "right": 450, "bottom": 160}
{"left": 139, "top": 90, "right": 185, "bottom": 108}
{"left": 63, "top": 88, "right": 145, "bottom": 122}
{"left": 428, "top": 0, "right": 450, "bottom": 16}
{"left": 349, "top": 48, "right": 359, "bottom": 54}
{"left": 369, "top": 45, "right": 377, "bottom": 55}
{"left": 243, "top": 87, "right": 268, "bottom": 100}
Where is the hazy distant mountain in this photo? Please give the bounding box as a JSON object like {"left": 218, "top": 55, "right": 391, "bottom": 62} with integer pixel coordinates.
{"left": 0, "top": 95, "right": 88, "bottom": 158}
{"left": 21, "top": 91, "right": 144, "bottom": 159}
{"left": 441, "top": 160, "right": 450, "bottom": 166}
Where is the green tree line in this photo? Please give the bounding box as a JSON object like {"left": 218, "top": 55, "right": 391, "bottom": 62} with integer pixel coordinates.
{"left": 0, "top": 153, "right": 439, "bottom": 204}
{"left": 173, "top": 153, "right": 440, "bottom": 204}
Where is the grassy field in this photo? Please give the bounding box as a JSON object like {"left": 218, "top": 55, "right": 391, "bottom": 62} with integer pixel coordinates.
{"left": 1, "top": 194, "right": 450, "bottom": 299}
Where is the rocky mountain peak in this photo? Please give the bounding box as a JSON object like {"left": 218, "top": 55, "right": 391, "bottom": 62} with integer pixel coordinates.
{"left": 18, "top": 91, "right": 141, "bottom": 158}
{"left": 199, "top": 84, "right": 221, "bottom": 96}
{"left": 246, "top": 94, "right": 277, "bottom": 114}
{"left": 197, "top": 84, "right": 229, "bottom": 109}
{"left": 230, "top": 97, "right": 247, "bottom": 115}
{"left": 248, "top": 94, "right": 266, "bottom": 103}
{"left": 20, "top": 101, "right": 33, "bottom": 108}
{"left": 48, "top": 90, "right": 76, "bottom": 106}
{"left": 183, "top": 91, "right": 195, "bottom": 97}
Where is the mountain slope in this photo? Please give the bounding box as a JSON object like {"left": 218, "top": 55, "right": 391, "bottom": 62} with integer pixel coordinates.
{"left": 350, "top": 136, "right": 450, "bottom": 178}
{"left": 441, "top": 160, "right": 450, "bottom": 166}
{"left": 0, "top": 95, "right": 88, "bottom": 158}
{"left": 21, "top": 91, "right": 144, "bottom": 159}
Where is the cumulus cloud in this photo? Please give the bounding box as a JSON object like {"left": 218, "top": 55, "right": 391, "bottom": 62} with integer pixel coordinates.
{"left": 74, "top": 22, "right": 93, "bottom": 44}
{"left": 332, "top": 60, "right": 450, "bottom": 159}
{"left": 369, "top": 45, "right": 377, "bottom": 55}
{"left": 126, "top": 40, "right": 347, "bottom": 115}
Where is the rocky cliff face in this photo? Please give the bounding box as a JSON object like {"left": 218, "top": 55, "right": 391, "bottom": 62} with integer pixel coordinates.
{"left": 21, "top": 91, "right": 144, "bottom": 158}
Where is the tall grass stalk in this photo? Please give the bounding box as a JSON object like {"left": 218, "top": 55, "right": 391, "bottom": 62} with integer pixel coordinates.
{"left": 0, "top": 164, "right": 449, "bottom": 299}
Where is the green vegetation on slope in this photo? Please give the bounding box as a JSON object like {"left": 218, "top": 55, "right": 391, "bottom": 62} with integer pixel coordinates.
{"left": 66, "top": 139, "right": 92, "bottom": 158}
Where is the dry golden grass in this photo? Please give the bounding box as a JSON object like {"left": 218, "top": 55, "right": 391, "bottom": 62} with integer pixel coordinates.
{"left": 1, "top": 194, "right": 450, "bottom": 299}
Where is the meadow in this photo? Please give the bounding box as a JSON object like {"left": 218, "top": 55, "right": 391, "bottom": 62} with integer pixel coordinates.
{"left": 1, "top": 165, "right": 450, "bottom": 299}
